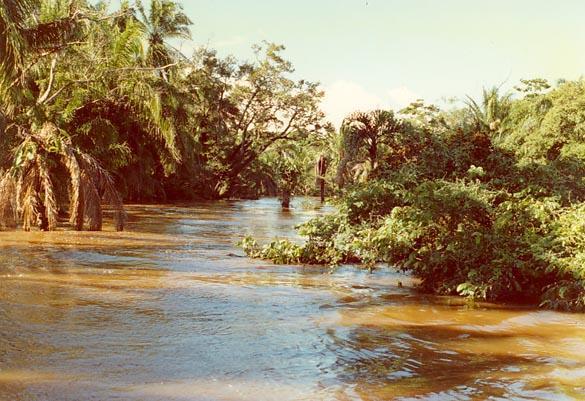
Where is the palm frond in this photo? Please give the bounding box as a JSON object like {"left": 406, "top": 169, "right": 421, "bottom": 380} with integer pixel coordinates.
{"left": 111, "top": 19, "right": 145, "bottom": 67}
{"left": 0, "top": 171, "right": 18, "bottom": 229}
{"left": 77, "top": 152, "right": 126, "bottom": 231}
{"left": 63, "top": 147, "right": 83, "bottom": 229}
{"left": 20, "top": 165, "right": 40, "bottom": 231}
{"left": 36, "top": 154, "right": 58, "bottom": 230}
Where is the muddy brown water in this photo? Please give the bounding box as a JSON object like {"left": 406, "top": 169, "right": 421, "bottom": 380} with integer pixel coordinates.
{"left": 0, "top": 198, "right": 584, "bottom": 401}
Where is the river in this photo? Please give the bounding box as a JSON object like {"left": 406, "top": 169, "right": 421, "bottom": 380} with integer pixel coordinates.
{"left": 0, "top": 198, "right": 584, "bottom": 400}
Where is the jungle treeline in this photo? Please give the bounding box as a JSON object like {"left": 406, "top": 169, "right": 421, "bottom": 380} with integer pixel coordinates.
{"left": 2, "top": 1, "right": 585, "bottom": 310}
{"left": 0, "top": 0, "right": 326, "bottom": 231}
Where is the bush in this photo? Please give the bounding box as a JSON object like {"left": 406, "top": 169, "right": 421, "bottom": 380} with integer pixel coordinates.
{"left": 240, "top": 80, "right": 585, "bottom": 311}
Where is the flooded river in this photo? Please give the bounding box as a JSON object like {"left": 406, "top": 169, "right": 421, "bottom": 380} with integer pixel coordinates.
{"left": 1, "top": 198, "right": 584, "bottom": 400}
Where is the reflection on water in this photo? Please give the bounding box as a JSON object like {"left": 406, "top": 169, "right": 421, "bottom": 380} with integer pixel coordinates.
{"left": 0, "top": 198, "right": 584, "bottom": 401}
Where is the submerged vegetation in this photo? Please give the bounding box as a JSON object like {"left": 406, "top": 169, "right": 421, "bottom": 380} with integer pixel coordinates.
{"left": 1, "top": 1, "right": 584, "bottom": 310}
{"left": 242, "top": 81, "right": 585, "bottom": 311}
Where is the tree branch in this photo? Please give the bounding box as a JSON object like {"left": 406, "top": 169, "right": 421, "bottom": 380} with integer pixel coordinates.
{"left": 236, "top": 88, "right": 260, "bottom": 131}
{"left": 8, "top": 41, "right": 88, "bottom": 91}
{"left": 37, "top": 57, "right": 58, "bottom": 104}
{"left": 110, "top": 62, "right": 180, "bottom": 72}
{"left": 278, "top": 109, "right": 299, "bottom": 137}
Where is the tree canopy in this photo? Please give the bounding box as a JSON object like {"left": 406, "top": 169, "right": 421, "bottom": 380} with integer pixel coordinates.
{"left": 0, "top": 0, "right": 325, "bottom": 230}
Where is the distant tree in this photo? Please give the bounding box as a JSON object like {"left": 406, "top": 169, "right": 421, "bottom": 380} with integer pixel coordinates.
{"left": 464, "top": 86, "right": 512, "bottom": 135}
{"left": 264, "top": 142, "right": 309, "bottom": 209}
{"left": 187, "top": 44, "right": 325, "bottom": 198}
{"left": 514, "top": 78, "right": 551, "bottom": 97}
{"left": 336, "top": 109, "right": 403, "bottom": 187}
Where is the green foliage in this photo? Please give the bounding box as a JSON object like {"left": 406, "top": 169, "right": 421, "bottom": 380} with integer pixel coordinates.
{"left": 336, "top": 110, "right": 404, "bottom": 187}
{"left": 243, "top": 82, "right": 585, "bottom": 311}
{"left": 239, "top": 235, "right": 304, "bottom": 264}
{"left": 502, "top": 80, "right": 585, "bottom": 162}
{"left": 0, "top": 0, "right": 325, "bottom": 228}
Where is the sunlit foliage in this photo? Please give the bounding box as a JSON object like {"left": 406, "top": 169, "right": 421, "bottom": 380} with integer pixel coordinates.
{"left": 243, "top": 82, "right": 585, "bottom": 311}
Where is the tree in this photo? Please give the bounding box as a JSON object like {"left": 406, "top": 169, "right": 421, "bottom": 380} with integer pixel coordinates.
{"left": 135, "top": 0, "right": 192, "bottom": 79}
{"left": 336, "top": 109, "right": 403, "bottom": 187}
{"left": 464, "top": 86, "right": 512, "bottom": 135}
{"left": 0, "top": 1, "right": 180, "bottom": 230}
{"left": 263, "top": 141, "right": 311, "bottom": 208}
{"left": 187, "top": 43, "right": 325, "bottom": 198}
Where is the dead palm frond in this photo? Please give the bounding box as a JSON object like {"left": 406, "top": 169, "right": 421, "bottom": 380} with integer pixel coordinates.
{"left": 36, "top": 153, "right": 58, "bottom": 230}
{"left": 62, "top": 147, "right": 83, "bottom": 229}
{"left": 0, "top": 122, "right": 126, "bottom": 231}
{"left": 19, "top": 161, "right": 41, "bottom": 231}
{"left": 0, "top": 172, "right": 18, "bottom": 229}
{"left": 76, "top": 152, "right": 126, "bottom": 231}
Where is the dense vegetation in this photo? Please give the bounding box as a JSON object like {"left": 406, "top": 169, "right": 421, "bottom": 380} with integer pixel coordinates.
{"left": 0, "top": 0, "right": 326, "bottom": 230}
{"left": 242, "top": 82, "right": 585, "bottom": 311}
{"left": 2, "top": 1, "right": 584, "bottom": 310}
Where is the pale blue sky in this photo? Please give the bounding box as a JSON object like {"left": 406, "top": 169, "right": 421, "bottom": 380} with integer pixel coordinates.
{"left": 142, "top": 0, "right": 585, "bottom": 125}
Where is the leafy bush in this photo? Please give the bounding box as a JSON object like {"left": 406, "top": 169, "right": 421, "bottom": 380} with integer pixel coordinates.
{"left": 240, "top": 80, "right": 585, "bottom": 311}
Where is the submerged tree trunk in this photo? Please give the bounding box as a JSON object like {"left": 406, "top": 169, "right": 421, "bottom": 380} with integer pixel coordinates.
{"left": 38, "top": 202, "right": 49, "bottom": 231}
{"left": 280, "top": 190, "right": 291, "bottom": 209}
{"left": 315, "top": 154, "right": 328, "bottom": 203}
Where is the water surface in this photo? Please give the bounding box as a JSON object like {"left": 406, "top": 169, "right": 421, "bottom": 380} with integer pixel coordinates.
{"left": 1, "top": 198, "right": 584, "bottom": 400}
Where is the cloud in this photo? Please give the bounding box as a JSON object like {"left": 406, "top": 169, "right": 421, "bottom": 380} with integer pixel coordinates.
{"left": 213, "top": 35, "right": 247, "bottom": 48}
{"left": 387, "top": 86, "right": 419, "bottom": 109}
{"left": 321, "top": 81, "right": 419, "bottom": 128}
{"left": 321, "top": 81, "right": 387, "bottom": 128}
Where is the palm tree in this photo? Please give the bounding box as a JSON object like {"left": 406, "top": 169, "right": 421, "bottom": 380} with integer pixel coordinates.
{"left": 465, "top": 86, "right": 512, "bottom": 135}
{"left": 0, "top": 0, "right": 84, "bottom": 111}
{"left": 336, "top": 109, "right": 403, "bottom": 187}
{"left": 0, "top": 1, "right": 180, "bottom": 231}
{"left": 135, "top": 0, "right": 192, "bottom": 79}
{"left": 0, "top": 122, "right": 125, "bottom": 231}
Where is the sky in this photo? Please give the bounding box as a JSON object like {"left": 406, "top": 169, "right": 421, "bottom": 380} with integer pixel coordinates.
{"left": 149, "top": 0, "right": 585, "bottom": 126}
